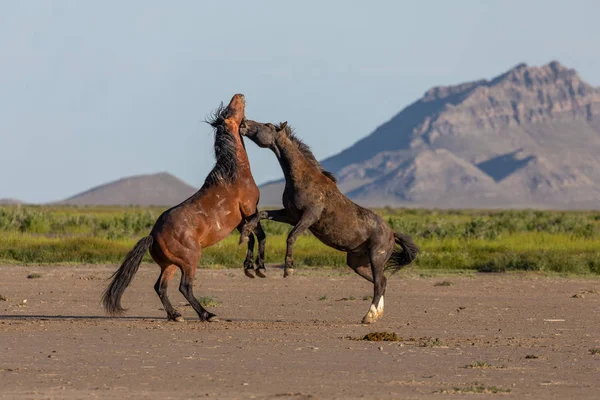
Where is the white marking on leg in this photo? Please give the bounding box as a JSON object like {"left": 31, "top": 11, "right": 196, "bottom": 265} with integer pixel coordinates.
{"left": 376, "top": 296, "right": 384, "bottom": 314}
{"left": 369, "top": 304, "right": 377, "bottom": 316}
{"left": 216, "top": 220, "right": 221, "bottom": 230}
{"left": 364, "top": 296, "right": 384, "bottom": 323}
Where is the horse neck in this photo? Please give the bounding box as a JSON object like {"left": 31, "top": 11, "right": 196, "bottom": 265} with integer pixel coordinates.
{"left": 273, "top": 134, "right": 312, "bottom": 183}
{"left": 232, "top": 136, "right": 252, "bottom": 177}
{"left": 199, "top": 132, "right": 252, "bottom": 193}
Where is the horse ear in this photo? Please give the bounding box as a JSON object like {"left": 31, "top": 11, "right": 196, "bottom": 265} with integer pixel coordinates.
{"left": 279, "top": 121, "right": 288, "bottom": 130}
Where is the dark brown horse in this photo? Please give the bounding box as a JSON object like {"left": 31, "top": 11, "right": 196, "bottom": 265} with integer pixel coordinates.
{"left": 239, "top": 120, "right": 419, "bottom": 324}
{"left": 102, "top": 94, "right": 267, "bottom": 322}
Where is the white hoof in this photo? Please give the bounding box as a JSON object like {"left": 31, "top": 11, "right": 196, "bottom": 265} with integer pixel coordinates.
{"left": 361, "top": 296, "right": 384, "bottom": 324}
{"left": 362, "top": 310, "right": 378, "bottom": 324}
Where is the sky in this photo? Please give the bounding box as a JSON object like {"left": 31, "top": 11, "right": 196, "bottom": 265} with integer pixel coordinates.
{"left": 1, "top": 0, "right": 599, "bottom": 203}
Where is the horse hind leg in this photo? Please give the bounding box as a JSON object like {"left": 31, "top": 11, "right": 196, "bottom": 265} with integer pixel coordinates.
{"left": 154, "top": 264, "right": 183, "bottom": 322}
{"left": 177, "top": 259, "right": 219, "bottom": 322}
{"left": 347, "top": 253, "right": 374, "bottom": 283}
{"left": 362, "top": 241, "right": 392, "bottom": 324}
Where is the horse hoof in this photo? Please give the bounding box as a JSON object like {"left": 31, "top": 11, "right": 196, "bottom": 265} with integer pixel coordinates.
{"left": 239, "top": 235, "right": 250, "bottom": 245}
{"left": 244, "top": 268, "right": 256, "bottom": 279}
{"left": 283, "top": 268, "right": 294, "bottom": 278}
{"left": 361, "top": 310, "right": 381, "bottom": 324}
{"left": 170, "top": 315, "right": 185, "bottom": 322}
{"left": 201, "top": 312, "right": 219, "bottom": 322}
{"left": 361, "top": 315, "right": 375, "bottom": 324}
{"left": 255, "top": 268, "right": 267, "bottom": 278}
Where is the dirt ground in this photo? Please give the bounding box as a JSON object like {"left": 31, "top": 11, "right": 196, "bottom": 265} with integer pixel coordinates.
{"left": 1, "top": 265, "right": 599, "bottom": 399}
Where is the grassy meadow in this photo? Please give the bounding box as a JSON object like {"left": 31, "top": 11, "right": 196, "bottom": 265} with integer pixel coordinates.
{"left": 1, "top": 205, "right": 600, "bottom": 275}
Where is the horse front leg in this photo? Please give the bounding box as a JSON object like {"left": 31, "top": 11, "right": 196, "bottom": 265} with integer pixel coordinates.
{"left": 237, "top": 223, "right": 258, "bottom": 279}
{"left": 239, "top": 211, "right": 268, "bottom": 244}
{"left": 253, "top": 221, "right": 267, "bottom": 278}
{"left": 282, "top": 210, "right": 320, "bottom": 278}
{"left": 237, "top": 218, "right": 268, "bottom": 279}
{"left": 238, "top": 209, "right": 295, "bottom": 244}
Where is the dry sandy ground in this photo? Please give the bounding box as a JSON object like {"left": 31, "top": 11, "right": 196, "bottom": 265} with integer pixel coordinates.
{"left": 1, "top": 264, "right": 599, "bottom": 399}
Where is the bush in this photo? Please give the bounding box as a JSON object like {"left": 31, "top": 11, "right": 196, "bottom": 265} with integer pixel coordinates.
{"left": 1, "top": 205, "right": 599, "bottom": 274}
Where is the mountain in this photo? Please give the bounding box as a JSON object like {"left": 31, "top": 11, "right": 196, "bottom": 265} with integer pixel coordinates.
{"left": 60, "top": 172, "right": 197, "bottom": 206}
{"left": 259, "top": 61, "right": 600, "bottom": 209}
{"left": 0, "top": 198, "right": 24, "bottom": 205}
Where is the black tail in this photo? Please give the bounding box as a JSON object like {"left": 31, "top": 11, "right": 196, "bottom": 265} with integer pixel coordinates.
{"left": 102, "top": 235, "right": 153, "bottom": 316}
{"left": 386, "top": 232, "right": 419, "bottom": 274}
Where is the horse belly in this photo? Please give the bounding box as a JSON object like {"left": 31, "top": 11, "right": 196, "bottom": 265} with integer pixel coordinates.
{"left": 309, "top": 209, "right": 369, "bottom": 252}
{"left": 309, "top": 228, "right": 350, "bottom": 251}
{"left": 309, "top": 220, "right": 360, "bottom": 252}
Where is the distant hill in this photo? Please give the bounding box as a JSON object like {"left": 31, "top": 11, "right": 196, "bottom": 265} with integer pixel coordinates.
{"left": 0, "top": 198, "right": 23, "bottom": 205}
{"left": 259, "top": 61, "right": 600, "bottom": 209}
{"left": 60, "top": 172, "right": 196, "bottom": 206}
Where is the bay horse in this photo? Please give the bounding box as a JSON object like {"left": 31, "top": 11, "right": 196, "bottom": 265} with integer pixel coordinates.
{"left": 239, "top": 120, "right": 419, "bottom": 324}
{"left": 102, "top": 94, "right": 267, "bottom": 322}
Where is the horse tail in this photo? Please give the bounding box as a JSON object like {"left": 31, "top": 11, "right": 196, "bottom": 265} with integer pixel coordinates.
{"left": 102, "top": 235, "right": 153, "bottom": 316}
{"left": 386, "top": 232, "right": 419, "bottom": 274}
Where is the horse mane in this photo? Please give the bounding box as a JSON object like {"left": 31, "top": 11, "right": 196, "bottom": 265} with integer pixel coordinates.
{"left": 203, "top": 103, "right": 239, "bottom": 186}
{"left": 276, "top": 123, "right": 337, "bottom": 183}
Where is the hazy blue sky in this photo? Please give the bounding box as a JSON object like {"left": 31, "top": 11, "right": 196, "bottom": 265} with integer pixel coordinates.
{"left": 1, "top": 1, "right": 599, "bottom": 203}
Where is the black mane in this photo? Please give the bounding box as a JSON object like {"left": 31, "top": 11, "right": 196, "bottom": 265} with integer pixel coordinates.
{"left": 203, "top": 103, "right": 239, "bottom": 186}
{"left": 277, "top": 123, "right": 337, "bottom": 183}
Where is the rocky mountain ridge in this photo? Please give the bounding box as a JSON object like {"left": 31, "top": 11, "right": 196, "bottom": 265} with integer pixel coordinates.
{"left": 259, "top": 61, "right": 600, "bottom": 209}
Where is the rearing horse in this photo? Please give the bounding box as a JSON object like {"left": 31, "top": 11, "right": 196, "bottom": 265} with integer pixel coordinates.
{"left": 239, "top": 120, "right": 419, "bottom": 324}
{"left": 102, "top": 94, "right": 267, "bottom": 322}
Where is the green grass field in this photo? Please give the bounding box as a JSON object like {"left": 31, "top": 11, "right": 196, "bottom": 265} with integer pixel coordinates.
{"left": 1, "top": 205, "right": 599, "bottom": 274}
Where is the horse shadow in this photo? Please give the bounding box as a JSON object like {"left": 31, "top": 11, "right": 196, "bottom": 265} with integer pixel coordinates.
{"left": 0, "top": 314, "right": 159, "bottom": 321}
{"left": 0, "top": 314, "right": 300, "bottom": 323}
